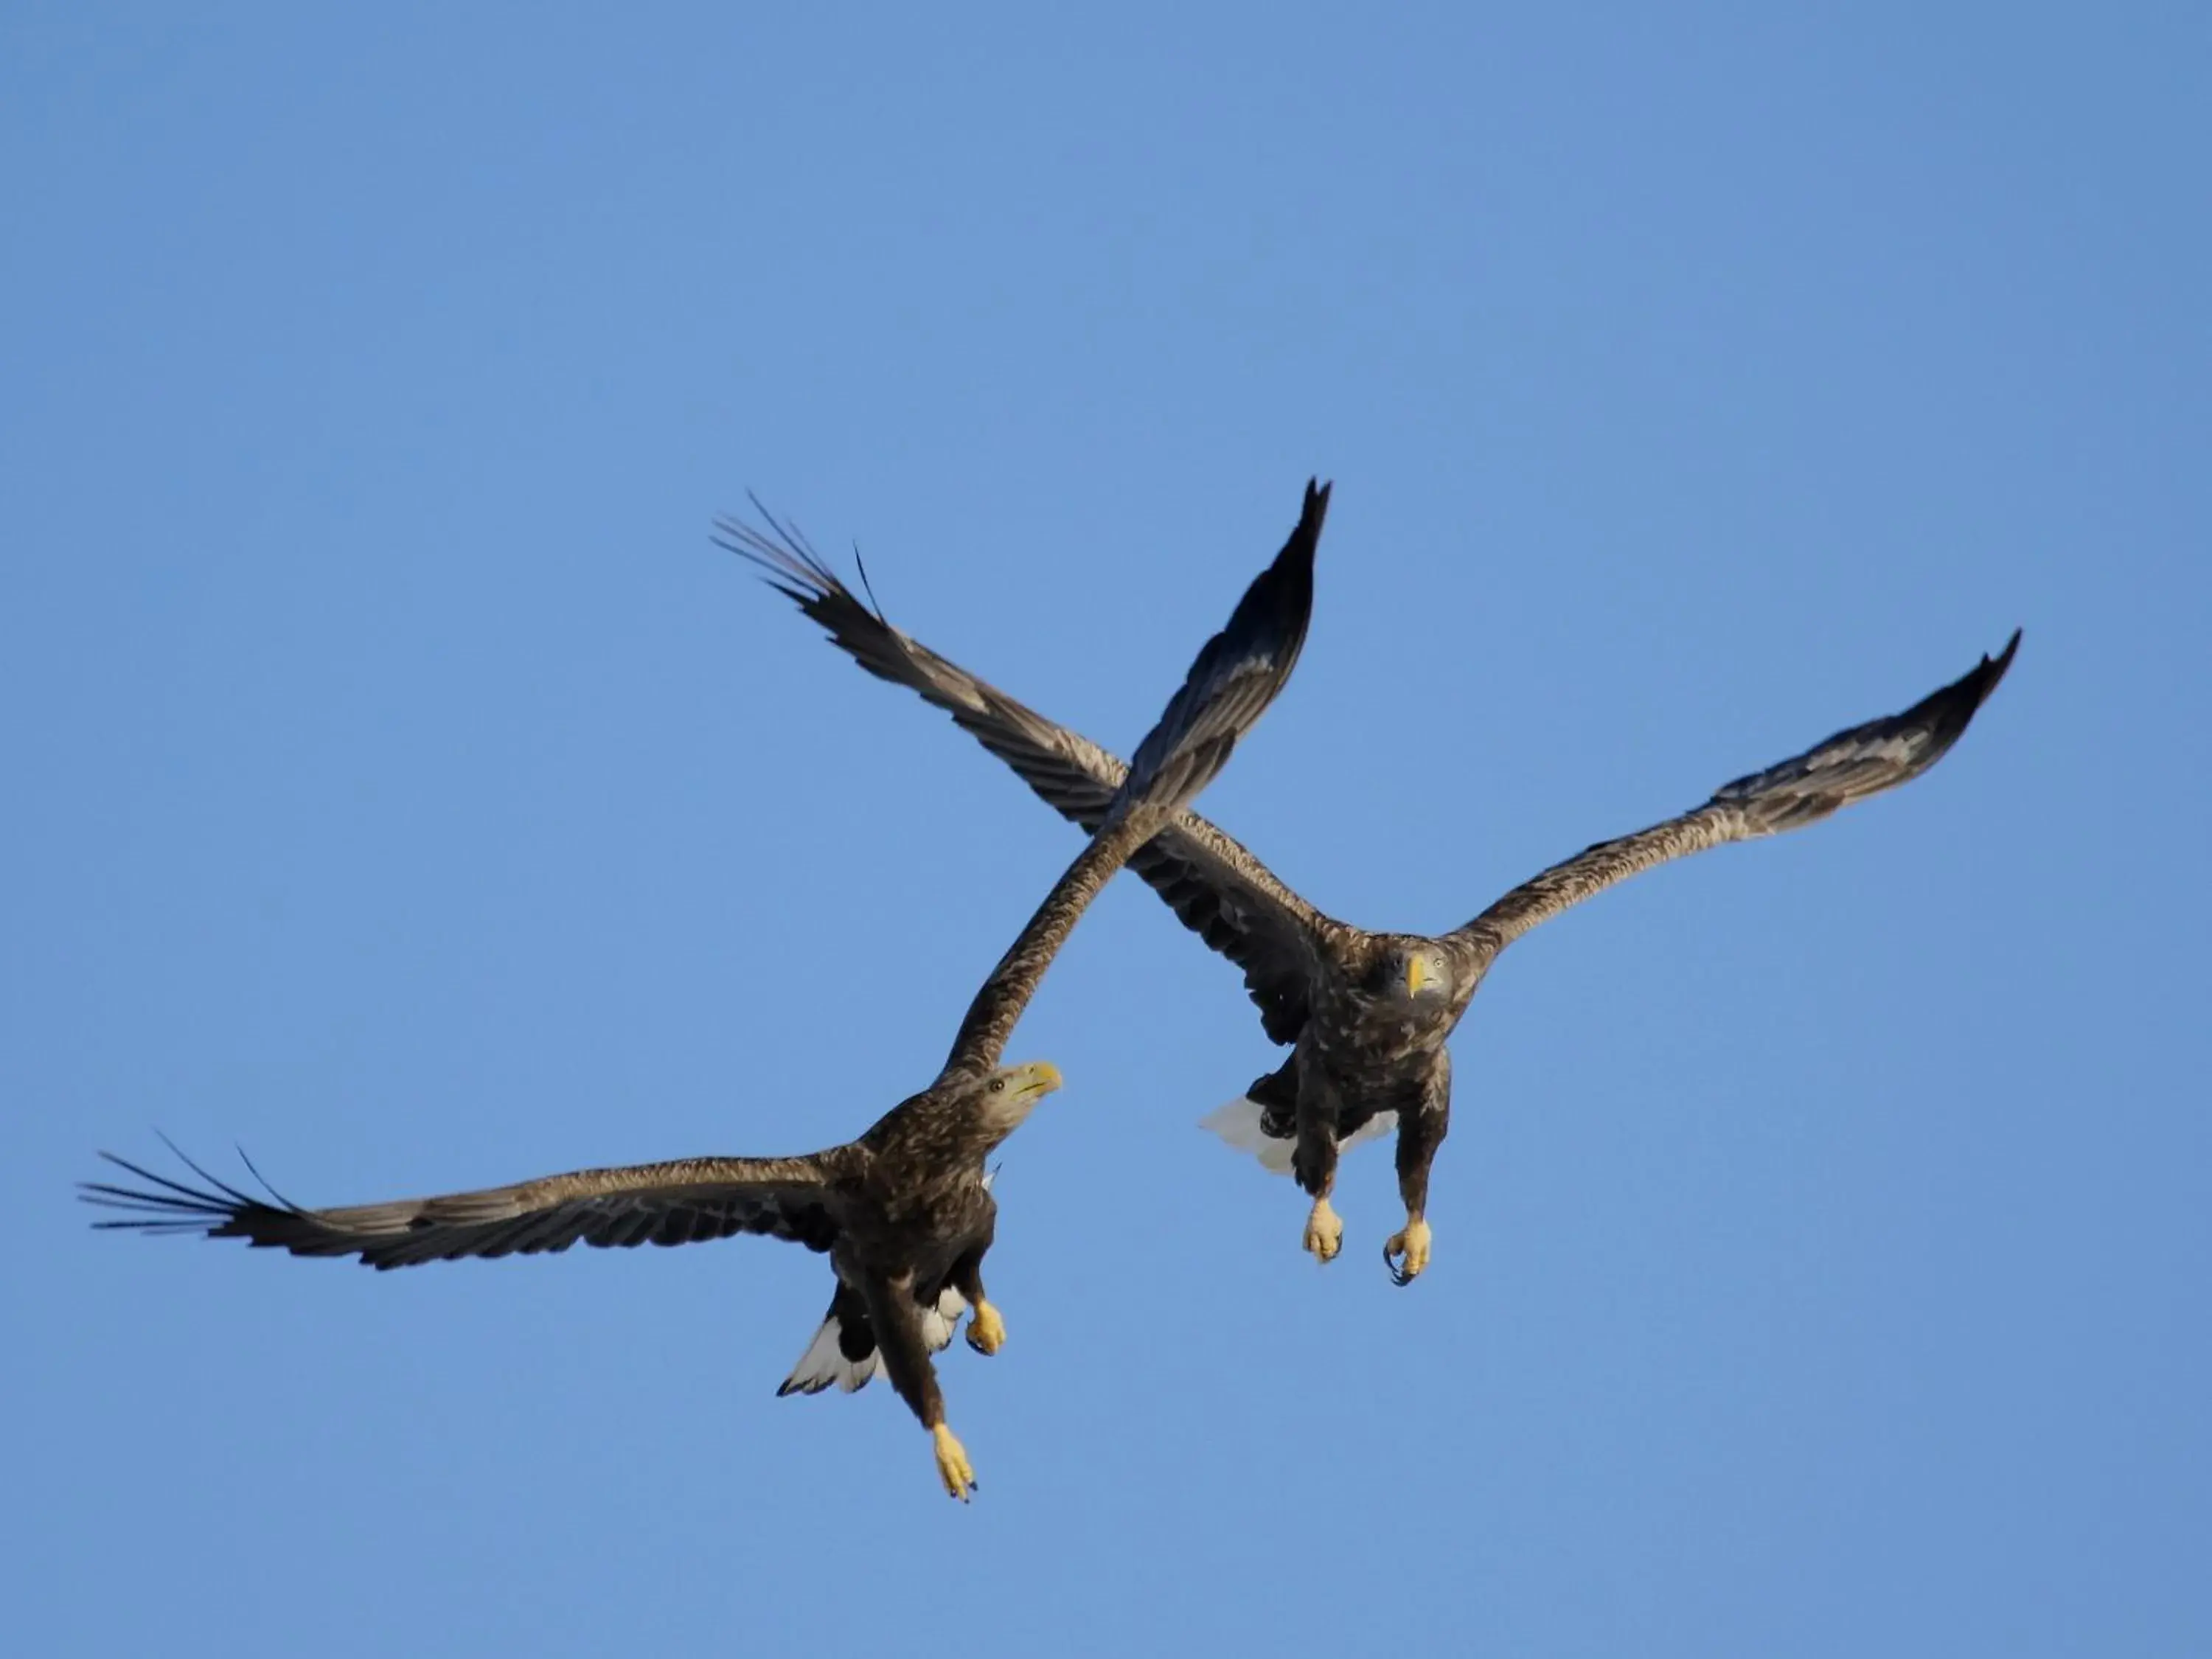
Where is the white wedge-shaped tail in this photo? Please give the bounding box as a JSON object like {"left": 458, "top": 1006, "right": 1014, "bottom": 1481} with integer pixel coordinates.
{"left": 779, "top": 1284, "right": 972, "bottom": 1396}
{"left": 1200, "top": 1096, "right": 1397, "bottom": 1176}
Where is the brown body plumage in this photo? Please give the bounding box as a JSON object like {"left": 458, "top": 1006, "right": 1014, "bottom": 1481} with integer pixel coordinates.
{"left": 730, "top": 522, "right": 2020, "bottom": 1284}
{"left": 85, "top": 480, "right": 1328, "bottom": 1499}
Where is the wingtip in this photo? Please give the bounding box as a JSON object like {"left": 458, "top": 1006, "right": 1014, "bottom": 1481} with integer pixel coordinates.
{"left": 712, "top": 498, "right": 851, "bottom": 610}
{"left": 1973, "top": 627, "right": 2023, "bottom": 705}
{"left": 1299, "top": 478, "right": 1333, "bottom": 540}
{"left": 1107, "top": 479, "right": 1327, "bottom": 816}
{"left": 1265, "top": 478, "right": 1330, "bottom": 589}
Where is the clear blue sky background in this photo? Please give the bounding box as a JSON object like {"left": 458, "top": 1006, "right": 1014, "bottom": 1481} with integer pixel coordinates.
{"left": 6, "top": 5, "right": 2205, "bottom": 1654}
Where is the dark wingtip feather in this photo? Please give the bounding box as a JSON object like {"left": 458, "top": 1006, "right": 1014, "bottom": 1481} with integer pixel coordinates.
{"left": 1268, "top": 479, "right": 1329, "bottom": 608}
{"left": 713, "top": 497, "right": 903, "bottom": 641}
{"left": 710, "top": 497, "right": 852, "bottom": 608}
{"left": 1113, "top": 477, "right": 1328, "bottom": 815}
{"left": 79, "top": 1144, "right": 244, "bottom": 1235}
{"left": 1916, "top": 626, "right": 2022, "bottom": 751}
{"left": 233, "top": 1143, "right": 308, "bottom": 1216}
{"left": 77, "top": 1138, "right": 310, "bottom": 1245}
{"left": 849, "top": 542, "right": 887, "bottom": 622}
{"left": 1976, "top": 628, "right": 2023, "bottom": 703}
{"left": 157, "top": 1131, "right": 265, "bottom": 1211}
{"left": 1709, "top": 625, "right": 2022, "bottom": 815}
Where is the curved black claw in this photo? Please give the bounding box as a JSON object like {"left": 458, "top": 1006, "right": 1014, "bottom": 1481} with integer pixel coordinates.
{"left": 1382, "top": 1217, "right": 1432, "bottom": 1287}
{"left": 1383, "top": 1237, "right": 1414, "bottom": 1287}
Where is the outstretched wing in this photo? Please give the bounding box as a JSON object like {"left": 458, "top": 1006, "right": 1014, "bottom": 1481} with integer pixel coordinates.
{"left": 81, "top": 1139, "right": 858, "bottom": 1270}
{"left": 939, "top": 486, "right": 1326, "bottom": 1075}
{"left": 1112, "top": 479, "right": 1324, "bottom": 817}
{"left": 1450, "top": 631, "right": 2020, "bottom": 964}
{"left": 716, "top": 485, "right": 1335, "bottom": 1044}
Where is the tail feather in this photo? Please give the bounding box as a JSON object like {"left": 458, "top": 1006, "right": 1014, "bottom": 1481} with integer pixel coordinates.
{"left": 1200, "top": 1095, "right": 1298, "bottom": 1174}
{"left": 777, "top": 1314, "right": 884, "bottom": 1396}
{"left": 777, "top": 1284, "right": 970, "bottom": 1397}
{"left": 1200, "top": 1096, "right": 1397, "bottom": 1177}
{"left": 919, "top": 1287, "right": 968, "bottom": 1353}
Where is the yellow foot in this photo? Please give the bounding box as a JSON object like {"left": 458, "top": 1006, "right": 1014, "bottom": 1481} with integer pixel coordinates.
{"left": 1383, "top": 1217, "right": 1433, "bottom": 1286}
{"left": 1302, "top": 1197, "right": 1343, "bottom": 1264}
{"left": 966, "top": 1300, "right": 1006, "bottom": 1356}
{"left": 932, "top": 1422, "right": 977, "bottom": 1502}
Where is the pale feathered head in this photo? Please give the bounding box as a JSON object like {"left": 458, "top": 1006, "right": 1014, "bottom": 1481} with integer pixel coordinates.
{"left": 970, "top": 1060, "right": 1063, "bottom": 1136}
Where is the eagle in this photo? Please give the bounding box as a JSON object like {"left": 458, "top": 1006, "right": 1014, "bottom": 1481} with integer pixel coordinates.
{"left": 82, "top": 479, "right": 1327, "bottom": 1500}
{"left": 719, "top": 508, "right": 2018, "bottom": 1286}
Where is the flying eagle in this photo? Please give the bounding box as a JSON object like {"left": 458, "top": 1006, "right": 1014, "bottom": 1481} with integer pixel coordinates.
{"left": 82, "top": 480, "right": 1327, "bottom": 1500}
{"left": 720, "top": 509, "right": 2017, "bottom": 1285}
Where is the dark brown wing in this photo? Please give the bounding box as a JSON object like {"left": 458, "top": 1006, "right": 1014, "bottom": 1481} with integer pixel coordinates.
{"left": 939, "top": 486, "right": 1326, "bottom": 1075}
{"left": 1450, "top": 631, "right": 2020, "bottom": 964}
{"left": 81, "top": 1139, "right": 858, "bottom": 1270}
{"left": 717, "top": 486, "right": 1336, "bottom": 1044}
{"left": 1114, "top": 479, "right": 1323, "bottom": 815}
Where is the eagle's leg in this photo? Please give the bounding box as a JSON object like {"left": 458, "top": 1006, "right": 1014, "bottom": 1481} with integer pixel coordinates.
{"left": 1302, "top": 1193, "right": 1344, "bottom": 1264}
{"left": 931, "top": 1423, "right": 978, "bottom": 1500}
{"left": 950, "top": 1252, "right": 1004, "bottom": 1356}
{"left": 966, "top": 1302, "right": 1006, "bottom": 1355}
{"left": 865, "top": 1273, "right": 978, "bottom": 1501}
{"left": 1382, "top": 1214, "right": 1431, "bottom": 1285}
{"left": 1383, "top": 1058, "right": 1450, "bottom": 1286}
{"left": 1293, "top": 1099, "right": 1345, "bottom": 1265}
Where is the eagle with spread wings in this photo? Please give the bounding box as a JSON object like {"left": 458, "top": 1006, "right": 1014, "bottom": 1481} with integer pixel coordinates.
{"left": 720, "top": 507, "right": 2017, "bottom": 1286}
{"left": 83, "top": 480, "right": 1328, "bottom": 1500}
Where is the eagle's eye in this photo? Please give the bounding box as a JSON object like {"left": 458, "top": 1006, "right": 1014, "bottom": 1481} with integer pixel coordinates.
{"left": 988, "top": 1078, "right": 1005, "bottom": 1094}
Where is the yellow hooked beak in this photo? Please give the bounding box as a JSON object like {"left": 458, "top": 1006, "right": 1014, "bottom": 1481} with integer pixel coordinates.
{"left": 1406, "top": 955, "right": 1430, "bottom": 997}
{"left": 1016, "top": 1061, "right": 1064, "bottom": 1100}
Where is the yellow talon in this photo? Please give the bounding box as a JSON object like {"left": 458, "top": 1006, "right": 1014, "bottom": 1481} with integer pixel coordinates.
{"left": 932, "top": 1422, "right": 977, "bottom": 1502}
{"left": 967, "top": 1300, "right": 1006, "bottom": 1356}
{"left": 1384, "top": 1217, "right": 1433, "bottom": 1286}
{"left": 1302, "top": 1197, "right": 1343, "bottom": 1264}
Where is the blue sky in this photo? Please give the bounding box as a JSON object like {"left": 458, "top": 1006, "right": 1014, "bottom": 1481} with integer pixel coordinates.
{"left": 6, "top": 4, "right": 2205, "bottom": 1654}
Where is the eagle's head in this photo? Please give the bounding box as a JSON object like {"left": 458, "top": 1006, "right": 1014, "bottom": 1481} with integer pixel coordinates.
{"left": 1366, "top": 940, "right": 1457, "bottom": 1010}
{"left": 970, "top": 1060, "right": 1064, "bottom": 1136}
